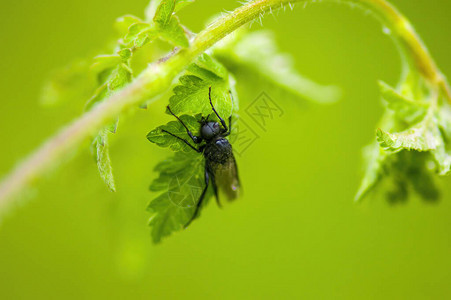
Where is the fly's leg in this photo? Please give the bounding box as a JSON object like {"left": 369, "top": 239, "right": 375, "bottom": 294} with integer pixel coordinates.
{"left": 185, "top": 167, "right": 210, "bottom": 228}
{"left": 210, "top": 172, "right": 221, "bottom": 208}
{"left": 222, "top": 116, "right": 232, "bottom": 137}
{"left": 208, "top": 86, "right": 228, "bottom": 133}
{"left": 161, "top": 129, "right": 200, "bottom": 153}
{"left": 167, "top": 105, "right": 202, "bottom": 144}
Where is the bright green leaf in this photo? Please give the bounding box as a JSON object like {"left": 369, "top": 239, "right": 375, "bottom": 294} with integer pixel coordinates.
{"left": 174, "top": 0, "right": 194, "bottom": 12}
{"left": 123, "top": 23, "right": 152, "bottom": 46}
{"left": 377, "top": 122, "right": 439, "bottom": 152}
{"left": 355, "top": 142, "right": 387, "bottom": 202}
{"left": 153, "top": 0, "right": 176, "bottom": 26}
{"left": 147, "top": 114, "right": 201, "bottom": 152}
{"left": 358, "top": 69, "right": 451, "bottom": 202}
{"left": 90, "top": 55, "right": 122, "bottom": 74}
{"left": 169, "top": 54, "right": 233, "bottom": 117}
{"left": 379, "top": 81, "right": 428, "bottom": 123}
{"left": 118, "top": 48, "right": 132, "bottom": 60}
{"left": 157, "top": 16, "right": 189, "bottom": 47}
{"left": 115, "top": 15, "right": 143, "bottom": 36}
{"left": 108, "top": 63, "right": 132, "bottom": 90}
{"left": 92, "top": 129, "right": 116, "bottom": 192}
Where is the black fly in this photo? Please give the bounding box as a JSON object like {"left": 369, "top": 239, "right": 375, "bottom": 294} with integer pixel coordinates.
{"left": 162, "top": 87, "right": 240, "bottom": 228}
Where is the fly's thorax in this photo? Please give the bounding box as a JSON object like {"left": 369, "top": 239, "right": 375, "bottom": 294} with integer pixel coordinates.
{"left": 203, "top": 137, "right": 233, "bottom": 164}
{"left": 201, "top": 121, "right": 221, "bottom": 140}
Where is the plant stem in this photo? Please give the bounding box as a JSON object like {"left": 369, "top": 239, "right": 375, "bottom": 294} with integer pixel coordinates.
{"left": 0, "top": 0, "right": 448, "bottom": 217}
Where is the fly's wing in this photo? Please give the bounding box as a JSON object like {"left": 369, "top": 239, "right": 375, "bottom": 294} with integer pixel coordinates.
{"left": 209, "top": 155, "right": 240, "bottom": 202}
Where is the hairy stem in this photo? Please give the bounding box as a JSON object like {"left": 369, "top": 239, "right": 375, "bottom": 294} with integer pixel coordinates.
{"left": 0, "top": 0, "right": 448, "bottom": 216}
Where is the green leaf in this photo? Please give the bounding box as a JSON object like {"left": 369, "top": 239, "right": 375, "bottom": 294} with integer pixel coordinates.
{"left": 354, "top": 142, "right": 387, "bottom": 202}
{"left": 115, "top": 15, "right": 143, "bottom": 36}
{"left": 153, "top": 0, "right": 193, "bottom": 24}
{"left": 147, "top": 114, "right": 201, "bottom": 152}
{"left": 147, "top": 151, "right": 211, "bottom": 243}
{"left": 85, "top": 62, "right": 132, "bottom": 193}
{"left": 169, "top": 53, "right": 233, "bottom": 118}
{"left": 376, "top": 123, "right": 439, "bottom": 152}
{"left": 385, "top": 151, "right": 440, "bottom": 203}
{"left": 357, "top": 68, "right": 451, "bottom": 201}
{"left": 157, "top": 16, "right": 189, "bottom": 47}
{"left": 136, "top": 30, "right": 158, "bottom": 48}
{"left": 433, "top": 104, "right": 451, "bottom": 174}
{"left": 90, "top": 55, "right": 122, "bottom": 74}
{"left": 119, "top": 20, "right": 158, "bottom": 50}
{"left": 153, "top": 0, "right": 176, "bottom": 26}
{"left": 151, "top": 0, "right": 189, "bottom": 47}
{"left": 92, "top": 129, "right": 116, "bottom": 192}
{"left": 379, "top": 81, "right": 428, "bottom": 123}
{"left": 118, "top": 48, "right": 132, "bottom": 60}
{"left": 85, "top": 63, "right": 132, "bottom": 110}
{"left": 189, "top": 52, "right": 228, "bottom": 79}
{"left": 174, "top": 0, "right": 194, "bottom": 12}
{"left": 123, "top": 23, "right": 152, "bottom": 46}
{"left": 213, "top": 30, "right": 340, "bottom": 104}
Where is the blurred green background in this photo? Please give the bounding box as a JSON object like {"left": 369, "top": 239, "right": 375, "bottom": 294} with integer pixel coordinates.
{"left": 1, "top": 0, "right": 451, "bottom": 298}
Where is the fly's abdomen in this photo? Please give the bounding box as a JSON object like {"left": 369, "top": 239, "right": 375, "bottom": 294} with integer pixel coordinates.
{"left": 204, "top": 138, "right": 232, "bottom": 164}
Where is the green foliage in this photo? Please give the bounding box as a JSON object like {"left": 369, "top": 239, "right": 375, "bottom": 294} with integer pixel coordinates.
{"left": 151, "top": 0, "right": 190, "bottom": 47}
{"left": 40, "top": 1, "right": 344, "bottom": 242}
{"left": 356, "top": 71, "right": 451, "bottom": 202}
{"left": 39, "top": 0, "right": 451, "bottom": 243}
{"left": 85, "top": 62, "right": 132, "bottom": 110}
{"left": 85, "top": 58, "right": 132, "bottom": 190}
{"left": 169, "top": 53, "right": 236, "bottom": 117}
{"left": 147, "top": 114, "right": 201, "bottom": 152}
{"left": 378, "top": 81, "right": 427, "bottom": 124}
{"left": 147, "top": 152, "right": 210, "bottom": 243}
{"left": 91, "top": 129, "right": 116, "bottom": 192}
{"left": 41, "top": 0, "right": 195, "bottom": 192}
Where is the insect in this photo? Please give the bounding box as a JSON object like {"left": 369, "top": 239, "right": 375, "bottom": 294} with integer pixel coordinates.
{"left": 162, "top": 86, "right": 240, "bottom": 228}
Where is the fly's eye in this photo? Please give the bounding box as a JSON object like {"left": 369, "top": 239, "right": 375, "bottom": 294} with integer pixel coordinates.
{"left": 201, "top": 122, "right": 220, "bottom": 139}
